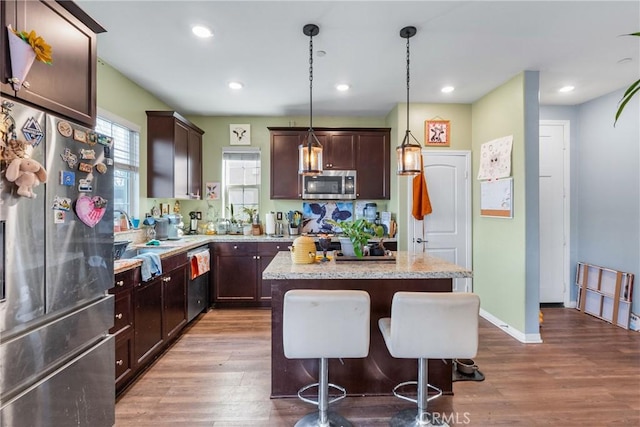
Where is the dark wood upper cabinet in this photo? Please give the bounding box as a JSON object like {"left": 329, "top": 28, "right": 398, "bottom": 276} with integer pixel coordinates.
{"left": 146, "top": 111, "right": 204, "bottom": 199}
{"left": 1, "top": 0, "right": 105, "bottom": 127}
{"left": 356, "top": 131, "right": 390, "bottom": 200}
{"left": 269, "top": 127, "right": 391, "bottom": 200}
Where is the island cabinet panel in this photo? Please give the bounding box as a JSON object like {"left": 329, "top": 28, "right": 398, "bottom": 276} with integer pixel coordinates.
{"left": 268, "top": 127, "right": 390, "bottom": 200}
{"left": 147, "top": 111, "right": 204, "bottom": 199}
{"left": 257, "top": 242, "right": 287, "bottom": 301}
{"left": 1, "top": 0, "right": 105, "bottom": 127}
{"left": 269, "top": 277, "right": 453, "bottom": 398}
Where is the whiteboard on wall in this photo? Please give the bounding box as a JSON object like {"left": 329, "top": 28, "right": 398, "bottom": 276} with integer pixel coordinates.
{"left": 480, "top": 178, "right": 513, "bottom": 218}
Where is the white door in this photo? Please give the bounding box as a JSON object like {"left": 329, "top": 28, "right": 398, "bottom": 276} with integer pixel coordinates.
{"left": 539, "top": 121, "right": 569, "bottom": 304}
{"left": 409, "top": 151, "right": 471, "bottom": 292}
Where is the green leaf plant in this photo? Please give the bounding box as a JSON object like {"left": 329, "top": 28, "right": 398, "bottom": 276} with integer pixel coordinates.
{"left": 614, "top": 32, "right": 640, "bottom": 126}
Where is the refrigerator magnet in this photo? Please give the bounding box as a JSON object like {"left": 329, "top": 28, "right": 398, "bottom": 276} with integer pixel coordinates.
{"left": 21, "top": 117, "right": 44, "bottom": 147}
{"left": 73, "top": 129, "right": 87, "bottom": 144}
{"left": 87, "top": 132, "right": 98, "bottom": 146}
{"left": 60, "top": 170, "right": 75, "bottom": 186}
{"left": 54, "top": 210, "right": 66, "bottom": 224}
{"left": 78, "top": 162, "right": 92, "bottom": 173}
{"left": 79, "top": 149, "right": 95, "bottom": 160}
{"left": 78, "top": 178, "right": 93, "bottom": 193}
{"left": 60, "top": 148, "right": 78, "bottom": 169}
{"left": 76, "top": 195, "right": 107, "bottom": 228}
{"left": 52, "top": 196, "right": 71, "bottom": 211}
{"left": 97, "top": 134, "right": 112, "bottom": 146}
{"left": 95, "top": 163, "right": 107, "bottom": 174}
{"left": 57, "top": 121, "right": 73, "bottom": 138}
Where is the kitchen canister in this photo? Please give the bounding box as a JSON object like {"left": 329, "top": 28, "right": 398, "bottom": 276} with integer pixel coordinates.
{"left": 289, "top": 235, "right": 316, "bottom": 264}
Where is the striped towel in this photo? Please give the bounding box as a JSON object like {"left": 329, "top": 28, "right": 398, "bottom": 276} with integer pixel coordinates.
{"left": 134, "top": 252, "right": 162, "bottom": 281}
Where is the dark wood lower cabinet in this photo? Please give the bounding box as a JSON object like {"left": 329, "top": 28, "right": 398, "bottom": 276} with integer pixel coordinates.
{"left": 163, "top": 264, "right": 188, "bottom": 339}
{"left": 134, "top": 277, "right": 163, "bottom": 366}
{"left": 115, "top": 252, "right": 191, "bottom": 397}
{"left": 212, "top": 241, "right": 286, "bottom": 307}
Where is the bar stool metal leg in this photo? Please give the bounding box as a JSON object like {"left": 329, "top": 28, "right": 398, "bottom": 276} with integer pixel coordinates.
{"left": 390, "top": 359, "right": 448, "bottom": 427}
{"left": 295, "top": 358, "right": 353, "bottom": 427}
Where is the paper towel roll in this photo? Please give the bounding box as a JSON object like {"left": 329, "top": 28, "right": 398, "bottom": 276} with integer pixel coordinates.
{"left": 265, "top": 213, "right": 276, "bottom": 235}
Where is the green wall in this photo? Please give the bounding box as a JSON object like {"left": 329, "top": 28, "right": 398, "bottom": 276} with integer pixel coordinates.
{"left": 388, "top": 103, "right": 473, "bottom": 250}
{"left": 471, "top": 72, "right": 540, "bottom": 337}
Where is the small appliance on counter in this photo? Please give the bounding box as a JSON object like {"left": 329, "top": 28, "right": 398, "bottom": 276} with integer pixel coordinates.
{"left": 166, "top": 214, "right": 184, "bottom": 240}
{"left": 189, "top": 211, "right": 198, "bottom": 234}
{"left": 155, "top": 216, "right": 169, "bottom": 240}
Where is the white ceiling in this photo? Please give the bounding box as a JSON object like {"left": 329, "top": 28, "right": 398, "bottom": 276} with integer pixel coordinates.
{"left": 76, "top": 0, "right": 640, "bottom": 117}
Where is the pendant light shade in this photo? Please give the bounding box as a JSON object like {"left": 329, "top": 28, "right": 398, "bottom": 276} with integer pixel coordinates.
{"left": 396, "top": 26, "right": 421, "bottom": 176}
{"left": 299, "top": 23, "right": 323, "bottom": 176}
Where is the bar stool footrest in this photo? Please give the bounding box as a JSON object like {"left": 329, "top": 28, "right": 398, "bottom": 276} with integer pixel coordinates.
{"left": 297, "top": 382, "right": 347, "bottom": 406}
{"left": 392, "top": 381, "right": 443, "bottom": 404}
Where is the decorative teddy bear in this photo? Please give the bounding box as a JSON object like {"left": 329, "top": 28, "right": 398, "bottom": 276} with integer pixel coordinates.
{"left": 5, "top": 156, "right": 47, "bottom": 198}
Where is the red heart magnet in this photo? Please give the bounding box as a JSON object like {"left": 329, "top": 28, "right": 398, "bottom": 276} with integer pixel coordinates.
{"left": 76, "top": 195, "right": 107, "bottom": 228}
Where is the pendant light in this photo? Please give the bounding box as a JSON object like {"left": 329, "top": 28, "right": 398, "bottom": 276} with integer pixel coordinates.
{"left": 396, "top": 26, "right": 422, "bottom": 176}
{"left": 298, "top": 24, "right": 323, "bottom": 176}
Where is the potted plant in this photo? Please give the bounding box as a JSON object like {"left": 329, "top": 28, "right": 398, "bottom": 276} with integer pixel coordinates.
{"left": 326, "top": 218, "right": 373, "bottom": 257}
{"left": 615, "top": 32, "right": 640, "bottom": 125}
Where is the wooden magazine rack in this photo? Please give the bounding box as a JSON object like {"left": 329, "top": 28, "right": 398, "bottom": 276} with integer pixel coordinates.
{"left": 576, "top": 262, "right": 634, "bottom": 329}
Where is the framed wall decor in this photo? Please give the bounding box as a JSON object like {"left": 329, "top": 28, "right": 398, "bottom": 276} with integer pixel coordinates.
{"left": 229, "top": 124, "right": 251, "bottom": 145}
{"left": 206, "top": 182, "right": 220, "bottom": 200}
{"left": 425, "top": 120, "right": 450, "bottom": 147}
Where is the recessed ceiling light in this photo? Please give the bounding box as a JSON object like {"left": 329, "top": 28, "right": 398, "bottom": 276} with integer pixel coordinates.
{"left": 336, "top": 84, "right": 350, "bottom": 92}
{"left": 192, "top": 25, "right": 213, "bottom": 38}
{"left": 558, "top": 85, "right": 575, "bottom": 93}
{"left": 228, "top": 81, "right": 244, "bottom": 90}
{"left": 441, "top": 86, "right": 455, "bottom": 93}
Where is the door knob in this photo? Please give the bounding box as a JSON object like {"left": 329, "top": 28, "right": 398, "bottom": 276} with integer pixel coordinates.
{"left": 415, "top": 238, "right": 426, "bottom": 244}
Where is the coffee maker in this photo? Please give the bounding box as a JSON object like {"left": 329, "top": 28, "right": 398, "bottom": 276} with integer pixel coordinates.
{"left": 189, "top": 211, "right": 198, "bottom": 234}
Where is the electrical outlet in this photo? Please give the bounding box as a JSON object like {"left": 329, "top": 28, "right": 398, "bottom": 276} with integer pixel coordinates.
{"left": 276, "top": 212, "right": 283, "bottom": 221}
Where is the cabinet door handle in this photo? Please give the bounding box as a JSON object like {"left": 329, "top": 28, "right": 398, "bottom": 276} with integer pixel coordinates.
{"left": 163, "top": 277, "right": 171, "bottom": 282}
{"left": 233, "top": 245, "right": 238, "bottom": 250}
{"left": 116, "top": 280, "right": 124, "bottom": 287}
{"left": 252, "top": 255, "right": 256, "bottom": 260}
{"left": 256, "top": 255, "right": 261, "bottom": 259}
{"left": 276, "top": 245, "right": 280, "bottom": 249}
{"left": 116, "top": 359, "right": 124, "bottom": 366}
{"left": 115, "top": 313, "right": 123, "bottom": 320}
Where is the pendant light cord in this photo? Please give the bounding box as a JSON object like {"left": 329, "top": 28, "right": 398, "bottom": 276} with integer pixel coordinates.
{"left": 406, "top": 35, "right": 410, "bottom": 135}
{"left": 309, "top": 32, "right": 314, "bottom": 131}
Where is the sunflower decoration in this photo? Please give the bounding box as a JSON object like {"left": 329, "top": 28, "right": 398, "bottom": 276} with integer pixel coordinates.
{"left": 11, "top": 28, "right": 52, "bottom": 64}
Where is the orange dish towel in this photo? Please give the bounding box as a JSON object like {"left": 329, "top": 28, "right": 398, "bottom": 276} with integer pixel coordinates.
{"left": 412, "top": 158, "right": 433, "bottom": 221}
{"left": 190, "top": 250, "right": 210, "bottom": 280}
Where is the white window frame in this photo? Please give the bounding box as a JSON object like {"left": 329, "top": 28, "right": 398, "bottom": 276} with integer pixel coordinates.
{"left": 96, "top": 108, "right": 140, "bottom": 217}
{"left": 222, "top": 147, "right": 261, "bottom": 223}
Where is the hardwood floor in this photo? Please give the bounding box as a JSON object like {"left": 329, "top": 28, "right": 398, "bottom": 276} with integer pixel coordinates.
{"left": 115, "top": 308, "right": 640, "bottom": 426}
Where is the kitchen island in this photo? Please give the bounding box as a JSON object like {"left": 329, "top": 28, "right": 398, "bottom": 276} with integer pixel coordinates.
{"left": 263, "top": 251, "right": 472, "bottom": 398}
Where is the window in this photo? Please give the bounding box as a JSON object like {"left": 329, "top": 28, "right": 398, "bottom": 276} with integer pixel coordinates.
{"left": 95, "top": 111, "right": 140, "bottom": 217}
{"left": 222, "top": 148, "right": 260, "bottom": 222}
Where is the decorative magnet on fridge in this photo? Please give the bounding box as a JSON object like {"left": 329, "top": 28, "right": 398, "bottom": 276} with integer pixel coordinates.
{"left": 6, "top": 25, "right": 52, "bottom": 91}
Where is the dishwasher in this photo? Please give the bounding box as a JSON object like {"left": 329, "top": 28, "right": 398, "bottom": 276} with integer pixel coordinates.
{"left": 187, "top": 245, "right": 210, "bottom": 322}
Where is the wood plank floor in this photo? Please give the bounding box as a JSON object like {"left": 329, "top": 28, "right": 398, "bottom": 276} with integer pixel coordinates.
{"left": 115, "top": 308, "right": 640, "bottom": 426}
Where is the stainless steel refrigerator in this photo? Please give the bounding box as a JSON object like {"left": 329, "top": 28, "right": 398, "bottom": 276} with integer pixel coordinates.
{"left": 0, "top": 100, "right": 114, "bottom": 426}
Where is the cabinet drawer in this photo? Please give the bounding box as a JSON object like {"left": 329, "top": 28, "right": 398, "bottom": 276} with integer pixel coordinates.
{"left": 215, "top": 242, "right": 255, "bottom": 256}
{"left": 161, "top": 252, "right": 188, "bottom": 272}
{"left": 112, "top": 268, "right": 139, "bottom": 291}
{"left": 111, "top": 290, "right": 132, "bottom": 334}
{"left": 115, "top": 335, "right": 133, "bottom": 384}
{"left": 258, "top": 241, "right": 289, "bottom": 255}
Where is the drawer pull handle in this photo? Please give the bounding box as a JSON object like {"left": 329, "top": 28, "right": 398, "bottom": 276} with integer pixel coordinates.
{"left": 276, "top": 246, "right": 280, "bottom": 249}
{"left": 233, "top": 245, "right": 238, "bottom": 249}
{"left": 116, "top": 280, "right": 124, "bottom": 287}
{"left": 116, "top": 359, "right": 124, "bottom": 366}
{"left": 115, "top": 313, "right": 123, "bottom": 320}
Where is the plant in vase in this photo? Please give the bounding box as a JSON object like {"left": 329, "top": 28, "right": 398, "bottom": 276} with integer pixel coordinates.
{"left": 326, "top": 218, "right": 373, "bottom": 258}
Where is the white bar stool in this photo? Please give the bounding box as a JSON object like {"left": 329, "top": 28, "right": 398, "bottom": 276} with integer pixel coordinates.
{"left": 378, "top": 292, "right": 480, "bottom": 427}
{"left": 283, "top": 289, "right": 371, "bottom": 427}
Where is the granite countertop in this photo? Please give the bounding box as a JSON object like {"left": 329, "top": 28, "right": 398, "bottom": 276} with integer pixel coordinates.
{"left": 262, "top": 251, "right": 472, "bottom": 280}
{"left": 114, "top": 233, "right": 397, "bottom": 274}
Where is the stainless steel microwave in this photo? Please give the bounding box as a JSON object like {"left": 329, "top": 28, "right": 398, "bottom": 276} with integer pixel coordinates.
{"left": 302, "top": 170, "right": 356, "bottom": 200}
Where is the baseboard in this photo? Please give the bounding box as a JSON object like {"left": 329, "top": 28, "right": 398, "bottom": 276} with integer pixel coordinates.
{"left": 480, "top": 309, "right": 543, "bottom": 344}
